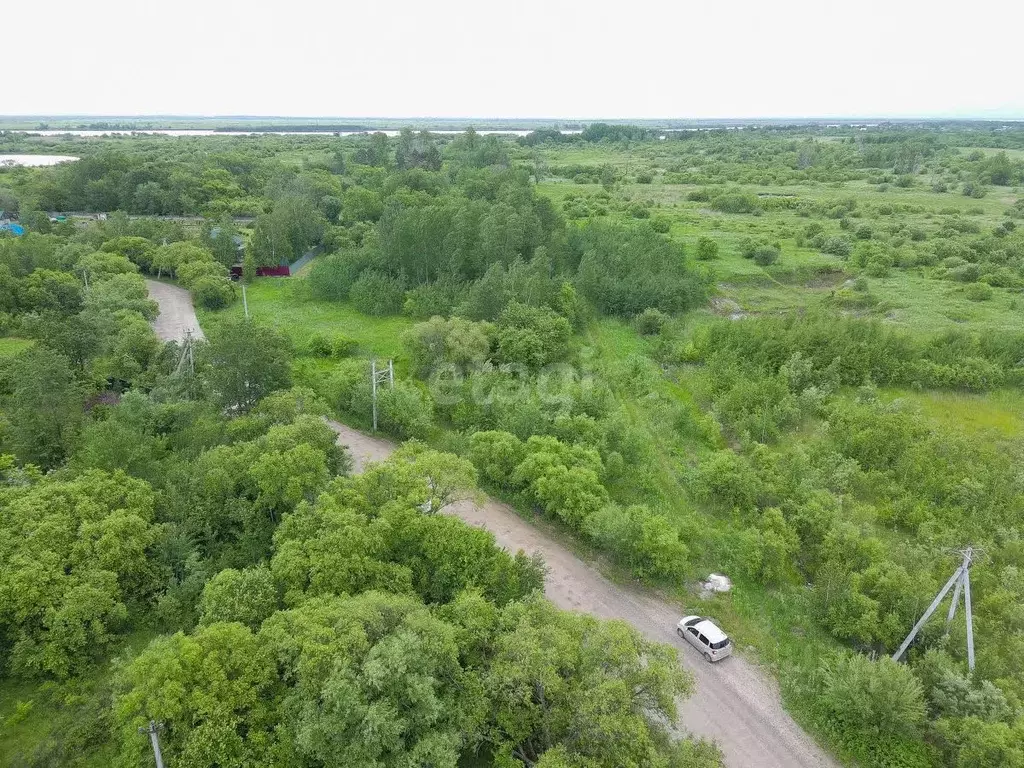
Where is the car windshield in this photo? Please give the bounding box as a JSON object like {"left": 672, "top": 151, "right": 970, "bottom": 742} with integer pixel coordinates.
{"left": 710, "top": 638, "right": 730, "bottom": 650}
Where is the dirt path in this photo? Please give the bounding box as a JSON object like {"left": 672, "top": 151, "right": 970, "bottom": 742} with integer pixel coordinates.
{"left": 138, "top": 281, "right": 836, "bottom": 766}
{"left": 330, "top": 421, "right": 838, "bottom": 768}
{"left": 145, "top": 279, "right": 205, "bottom": 342}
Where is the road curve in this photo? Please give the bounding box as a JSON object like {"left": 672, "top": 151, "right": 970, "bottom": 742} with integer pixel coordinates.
{"left": 145, "top": 279, "right": 205, "bottom": 342}
{"left": 141, "top": 277, "right": 836, "bottom": 767}
{"left": 330, "top": 420, "right": 839, "bottom": 768}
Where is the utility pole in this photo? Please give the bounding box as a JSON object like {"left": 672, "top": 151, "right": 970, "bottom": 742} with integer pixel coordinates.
{"left": 174, "top": 331, "right": 197, "bottom": 399}
{"left": 242, "top": 283, "right": 249, "bottom": 319}
{"left": 893, "top": 547, "right": 979, "bottom": 671}
{"left": 174, "top": 331, "right": 196, "bottom": 379}
{"left": 138, "top": 720, "right": 165, "bottom": 768}
{"left": 370, "top": 359, "right": 394, "bottom": 432}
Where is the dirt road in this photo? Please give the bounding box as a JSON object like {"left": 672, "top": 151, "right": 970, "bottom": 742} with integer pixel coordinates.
{"left": 331, "top": 420, "right": 838, "bottom": 768}
{"left": 144, "top": 280, "right": 836, "bottom": 766}
{"left": 145, "top": 279, "right": 205, "bottom": 342}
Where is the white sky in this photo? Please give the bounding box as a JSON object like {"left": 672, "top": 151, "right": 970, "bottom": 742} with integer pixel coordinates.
{"left": 6, "top": 0, "right": 1023, "bottom": 119}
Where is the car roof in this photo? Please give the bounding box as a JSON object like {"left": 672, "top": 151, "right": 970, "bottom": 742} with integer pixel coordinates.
{"left": 693, "top": 620, "right": 728, "bottom": 643}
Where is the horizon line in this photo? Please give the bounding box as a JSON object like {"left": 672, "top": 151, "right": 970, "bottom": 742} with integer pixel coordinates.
{"left": 3, "top": 114, "right": 1024, "bottom": 123}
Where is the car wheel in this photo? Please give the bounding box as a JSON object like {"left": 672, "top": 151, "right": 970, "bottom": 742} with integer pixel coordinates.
{"left": 703, "top": 652, "right": 712, "bottom": 663}
{"left": 677, "top": 628, "right": 684, "bottom": 638}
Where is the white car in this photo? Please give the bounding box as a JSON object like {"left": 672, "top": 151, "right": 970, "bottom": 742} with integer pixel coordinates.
{"left": 677, "top": 615, "right": 732, "bottom": 662}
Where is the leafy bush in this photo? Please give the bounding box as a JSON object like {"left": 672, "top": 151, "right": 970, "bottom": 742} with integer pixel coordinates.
{"left": 635, "top": 308, "right": 670, "bottom": 335}
{"left": 350, "top": 270, "right": 405, "bottom": 315}
{"left": 649, "top": 215, "right": 671, "bottom": 233}
{"left": 572, "top": 221, "right": 705, "bottom": 317}
{"left": 696, "top": 236, "right": 719, "bottom": 260}
{"left": 587, "top": 504, "right": 688, "bottom": 581}
{"left": 814, "top": 654, "right": 929, "bottom": 767}
{"left": 627, "top": 201, "right": 651, "bottom": 219}
{"left": 192, "top": 275, "right": 234, "bottom": 310}
{"left": 753, "top": 245, "right": 781, "bottom": 266}
{"left": 821, "top": 237, "right": 853, "bottom": 257}
{"left": 307, "top": 251, "right": 365, "bottom": 300}
{"left": 711, "top": 192, "right": 761, "bottom": 214}
{"left": 965, "top": 282, "right": 994, "bottom": 301}
{"left": 307, "top": 333, "right": 358, "bottom": 358}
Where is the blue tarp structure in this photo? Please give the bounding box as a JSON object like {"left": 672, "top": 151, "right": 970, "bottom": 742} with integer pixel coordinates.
{"left": 0, "top": 223, "right": 25, "bottom": 236}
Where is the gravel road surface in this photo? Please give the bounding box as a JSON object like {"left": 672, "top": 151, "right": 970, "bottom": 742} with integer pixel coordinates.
{"left": 142, "top": 279, "right": 837, "bottom": 767}
{"left": 330, "top": 420, "right": 839, "bottom": 768}
{"left": 145, "top": 279, "right": 205, "bottom": 342}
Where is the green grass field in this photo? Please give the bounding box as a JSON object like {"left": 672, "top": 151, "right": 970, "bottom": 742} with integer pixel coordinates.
{"left": 537, "top": 159, "right": 1022, "bottom": 336}
{"left": 198, "top": 279, "right": 414, "bottom": 362}
{"left": 0, "top": 338, "right": 33, "bottom": 358}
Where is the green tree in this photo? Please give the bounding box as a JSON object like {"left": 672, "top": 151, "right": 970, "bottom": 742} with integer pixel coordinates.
{"left": 0, "top": 346, "right": 84, "bottom": 468}
{"left": 115, "top": 622, "right": 279, "bottom": 767}
{"left": 201, "top": 319, "right": 293, "bottom": 412}
{"left": 0, "top": 470, "right": 160, "bottom": 678}
{"left": 20, "top": 268, "right": 83, "bottom": 314}
{"left": 483, "top": 597, "right": 692, "bottom": 767}
{"left": 199, "top": 566, "right": 278, "bottom": 629}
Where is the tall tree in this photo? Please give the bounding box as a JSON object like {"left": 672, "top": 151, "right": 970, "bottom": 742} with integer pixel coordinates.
{"left": 0, "top": 346, "right": 84, "bottom": 468}
{"left": 201, "top": 319, "right": 293, "bottom": 413}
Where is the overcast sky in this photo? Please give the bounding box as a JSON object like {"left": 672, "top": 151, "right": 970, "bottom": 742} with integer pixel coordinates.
{"left": 7, "top": 0, "right": 1023, "bottom": 119}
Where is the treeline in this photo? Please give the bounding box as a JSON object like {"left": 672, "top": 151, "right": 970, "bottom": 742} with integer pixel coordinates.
{"left": 694, "top": 312, "right": 1024, "bottom": 391}
{"left": 308, "top": 165, "right": 705, "bottom": 319}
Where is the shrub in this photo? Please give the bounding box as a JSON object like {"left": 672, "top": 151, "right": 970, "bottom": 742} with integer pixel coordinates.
{"left": 965, "top": 282, "right": 994, "bottom": 301}
{"left": 572, "top": 221, "right": 705, "bottom": 317}
{"left": 307, "top": 251, "right": 365, "bottom": 301}
{"left": 350, "top": 270, "right": 405, "bottom": 315}
{"left": 192, "top": 275, "right": 234, "bottom": 309}
{"left": 307, "top": 334, "right": 358, "bottom": 358}
{"left": 307, "top": 333, "right": 334, "bottom": 357}
{"left": 815, "top": 654, "right": 928, "bottom": 764}
{"left": 711, "top": 192, "right": 761, "bottom": 214}
{"left": 332, "top": 336, "right": 358, "bottom": 358}
{"left": 821, "top": 237, "right": 853, "bottom": 257}
{"left": 627, "top": 201, "right": 650, "bottom": 219}
{"left": 587, "top": 504, "right": 688, "bottom": 581}
{"left": 649, "top": 216, "right": 671, "bottom": 233}
{"left": 753, "top": 245, "right": 780, "bottom": 266}
{"left": 635, "top": 308, "right": 670, "bottom": 335}
{"left": 696, "top": 236, "right": 719, "bottom": 261}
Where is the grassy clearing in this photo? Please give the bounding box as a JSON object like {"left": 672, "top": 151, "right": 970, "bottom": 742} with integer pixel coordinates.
{"left": 884, "top": 387, "right": 1024, "bottom": 437}
{"left": 198, "top": 277, "right": 414, "bottom": 361}
{"left": 0, "top": 629, "right": 157, "bottom": 767}
{"left": 538, "top": 167, "right": 1022, "bottom": 335}
{"left": 0, "top": 338, "right": 33, "bottom": 358}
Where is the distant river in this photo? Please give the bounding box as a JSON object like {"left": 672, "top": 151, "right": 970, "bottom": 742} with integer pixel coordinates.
{"left": 0, "top": 154, "right": 79, "bottom": 166}
{"left": 9, "top": 129, "right": 582, "bottom": 138}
